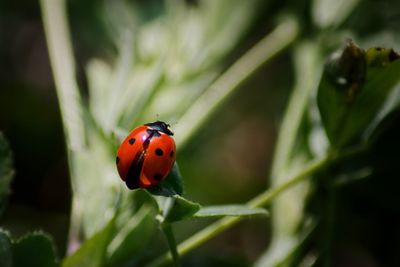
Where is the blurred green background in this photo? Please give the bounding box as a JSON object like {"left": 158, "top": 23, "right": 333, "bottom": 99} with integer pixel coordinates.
{"left": 0, "top": 1, "right": 285, "bottom": 263}
{"left": 1, "top": 0, "right": 400, "bottom": 266}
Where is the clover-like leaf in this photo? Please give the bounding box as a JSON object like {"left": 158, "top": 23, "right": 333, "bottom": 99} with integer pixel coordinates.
{"left": 12, "top": 232, "right": 57, "bottom": 267}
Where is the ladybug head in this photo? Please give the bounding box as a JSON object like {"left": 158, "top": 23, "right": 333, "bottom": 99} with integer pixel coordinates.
{"left": 145, "top": 121, "right": 174, "bottom": 136}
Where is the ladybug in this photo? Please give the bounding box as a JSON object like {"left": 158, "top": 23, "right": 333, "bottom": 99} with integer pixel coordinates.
{"left": 116, "top": 121, "right": 176, "bottom": 189}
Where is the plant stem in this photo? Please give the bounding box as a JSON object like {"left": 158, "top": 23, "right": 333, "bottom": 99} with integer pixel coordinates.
{"left": 162, "top": 224, "right": 181, "bottom": 267}
{"left": 174, "top": 18, "right": 299, "bottom": 149}
{"left": 40, "top": 0, "right": 84, "bottom": 254}
{"left": 270, "top": 42, "right": 321, "bottom": 180}
{"left": 147, "top": 156, "right": 330, "bottom": 267}
{"left": 257, "top": 43, "right": 322, "bottom": 265}
{"left": 40, "top": 0, "right": 85, "bottom": 151}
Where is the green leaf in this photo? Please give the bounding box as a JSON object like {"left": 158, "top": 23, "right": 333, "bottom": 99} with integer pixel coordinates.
{"left": 359, "top": 47, "right": 400, "bottom": 139}
{"left": 0, "top": 230, "right": 12, "bottom": 267}
{"left": 106, "top": 206, "right": 156, "bottom": 267}
{"left": 0, "top": 230, "right": 58, "bottom": 267}
{"left": 72, "top": 126, "right": 120, "bottom": 238}
{"left": 0, "top": 133, "right": 14, "bottom": 215}
{"left": 153, "top": 188, "right": 268, "bottom": 223}
{"left": 366, "top": 86, "right": 400, "bottom": 142}
{"left": 12, "top": 232, "right": 57, "bottom": 267}
{"left": 317, "top": 40, "right": 400, "bottom": 148}
{"left": 162, "top": 195, "right": 201, "bottom": 223}
{"left": 62, "top": 218, "right": 115, "bottom": 267}
{"left": 147, "top": 163, "right": 183, "bottom": 197}
{"left": 192, "top": 205, "right": 268, "bottom": 218}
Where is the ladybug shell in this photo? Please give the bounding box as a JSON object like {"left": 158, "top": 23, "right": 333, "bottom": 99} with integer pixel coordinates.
{"left": 116, "top": 125, "right": 176, "bottom": 189}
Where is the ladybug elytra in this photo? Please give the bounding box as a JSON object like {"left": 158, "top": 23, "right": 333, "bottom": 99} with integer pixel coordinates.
{"left": 116, "top": 121, "right": 176, "bottom": 189}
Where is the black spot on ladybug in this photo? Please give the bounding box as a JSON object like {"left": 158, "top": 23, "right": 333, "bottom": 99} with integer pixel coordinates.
{"left": 155, "top": 148, "right": 163, "bottom": 156}
{"left": 129, "top": 138, "right": 136, "bottom": 145}
{"left": 154, "top": 173, "right": 163, "bottom": 181}
{"left": 170, "top": 150, "right": 174, "bottom": 158}
{"left": 116, "top": 156, "right": 120, "bottom": 164}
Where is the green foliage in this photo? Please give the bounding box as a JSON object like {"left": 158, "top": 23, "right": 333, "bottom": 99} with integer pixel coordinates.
{"left": 34, "top": 0, "right": 400, "bottom": 266}
{"left": 63, "top": 199, "right": 157, "bottom": 267}
{"left": 317, "top": 40, "right": 400, "bottom": 148}
{"left": 84, "top": 0, "right": 263, "bottom": 133}
{"left": 40, "top": 0, "right": 269, "bottom": 250}
{"left": 62, "top": 219, "right": 115, "bottom": 267}
{"left": 2, "top": 0, "right": 400, "bottom": 266}
{"left": 0, "top": 230, "right": 58, "bottom": 267}
{"left": 106, "top": 207, "right": 155, "bottom": 267}
{"left": 40, "top": 0, "right": 275, "bottom": 264}
{"left": 149, "top": 179, "right": 269, "bottom": 233}
{"left": 256, "top": 38, "right": 400, "bottom": 266}
{"left": 13, "top": 233, "right": 58, "bottom": 267}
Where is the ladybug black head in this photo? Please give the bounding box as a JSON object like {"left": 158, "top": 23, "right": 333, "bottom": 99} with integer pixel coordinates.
{"left": 145, "top": 121, "right": 174, "bottom": 136}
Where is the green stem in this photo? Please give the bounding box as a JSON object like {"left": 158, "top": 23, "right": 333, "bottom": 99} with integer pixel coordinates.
{"left": 259, "top": 42, "right": 322, "bottom": 265}
{"left": 40, "top": 0, "right": 85, "bottom": 150}
{"left": 174, "top": 18, "right": 299, "bottom": 148}
{"left": 40, "top": 0, "right": 84, "bottom": 253}
{"left": 270, "top": 42, "right": 321, "bottom": 180}
{"left": 147, "top": 156, "right": 330, "bottom": 267}
{"left": 162, "top": 224, "right": 181, "bottom": 267}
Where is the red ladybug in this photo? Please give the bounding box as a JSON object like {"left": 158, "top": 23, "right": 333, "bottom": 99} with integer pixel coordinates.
{"left": 116, "top": 121, "right": 176, "bottom": 189}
